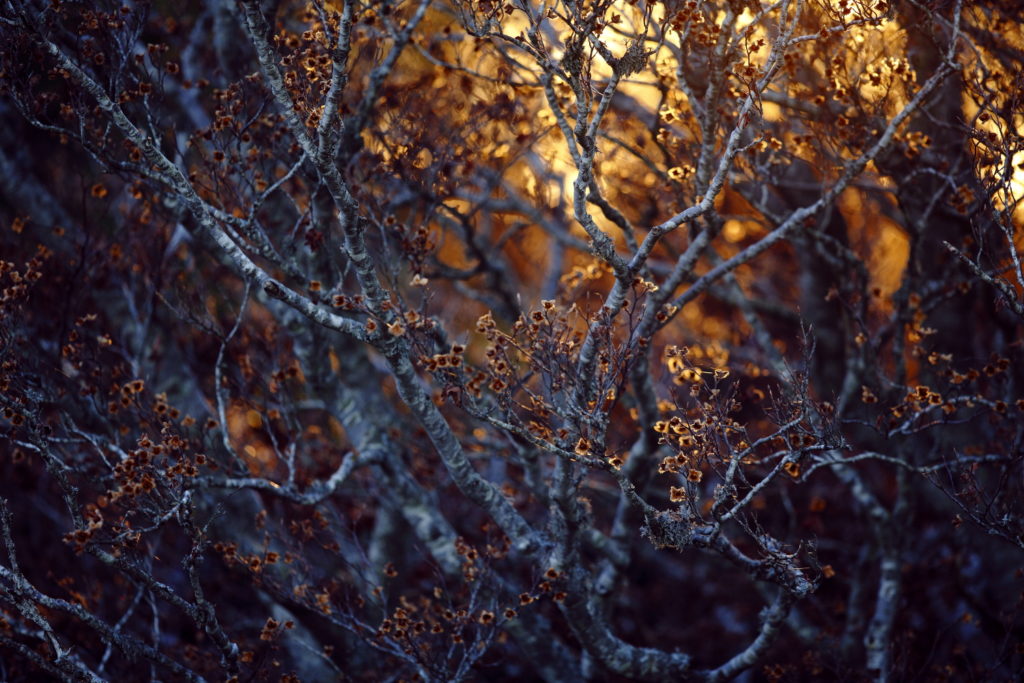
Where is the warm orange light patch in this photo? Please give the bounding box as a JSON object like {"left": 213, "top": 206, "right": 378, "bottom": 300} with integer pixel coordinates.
{"left": 228, "top": 402, "right": 276, "bottom": 474}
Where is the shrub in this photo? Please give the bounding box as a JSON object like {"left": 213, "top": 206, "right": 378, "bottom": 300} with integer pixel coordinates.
{"left": 1, "top": 1, "right": 1022, "bottom": 680}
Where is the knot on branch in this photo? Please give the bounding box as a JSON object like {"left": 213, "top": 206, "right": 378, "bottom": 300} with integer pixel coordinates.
{"left": 262, "top": 280, "right": 282, "bottom": 298}
{"left": 574, "top": 130, "right": 596, "bottom": 153}
{"left": 755, "top": 541, "right": 816, "bottom": 598}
